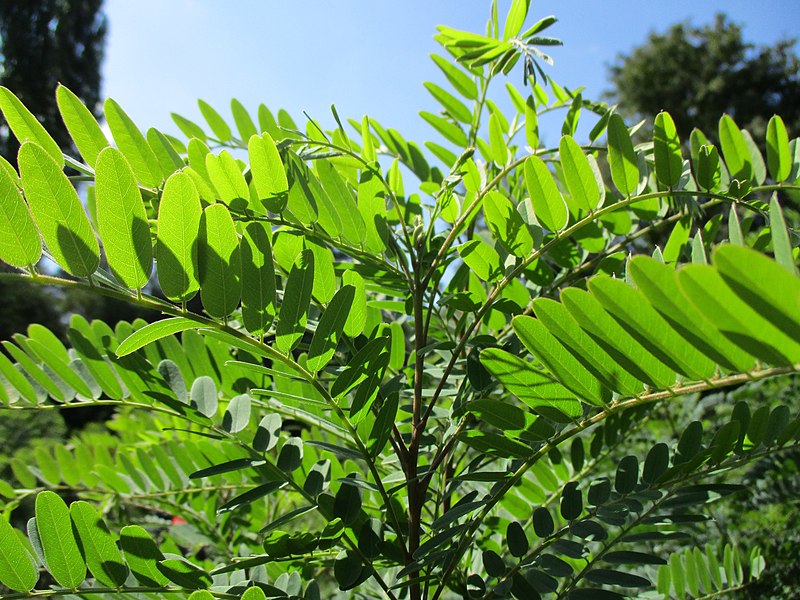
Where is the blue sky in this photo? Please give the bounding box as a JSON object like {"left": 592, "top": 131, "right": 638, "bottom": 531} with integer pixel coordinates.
{"left": 102, "top": 0, "right": 800, "bottom": 148}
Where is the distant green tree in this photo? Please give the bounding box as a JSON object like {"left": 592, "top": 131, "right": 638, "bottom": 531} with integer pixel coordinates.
{"left": 0, "top": 0, "right": 106, "bottom": 163}
{"left": 607, "top": 14, "right": 800, "bottom": 144}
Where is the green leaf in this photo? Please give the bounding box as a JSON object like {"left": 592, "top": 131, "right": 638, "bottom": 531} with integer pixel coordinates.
{"left": 560, "top": 287, "right": 676, "bottom": 389}
{"left": 157, "top": 171, "right": 202, "bottom": 302}
{"left": 420, "top": 111, "right": 468, "bottom": 146}
{"left": 430, "top": 54, "right": 478, "bottom": 100}
{"left": 503, "top": 0, "right": 529, "bottom": 39}
{"left": 316, "top": 160, "right": 365, "bottom": 246}
{"left": 277, "top": 438, "right": 304, "bottom": 472}
{"left": 171, "top": 113, "right": 207, "bottom": 141}
{"left": 240, "top": 221, "right": 276, "bottom": 336}
{"left": 0, "top": 162, "right": 40, "bottom": 268}
{"left": 18, "top": 142, "right": 99, "bottom": 276}
{"left": 231, "top": 98, "right": 258, "bottom": 141}
{"left": 512, "top": 315, "right": 608, "bottom": 405}
{"left": 606, "top": 114, "right": 639, "bottom": 196}
{"left": 678, "top": 265, "right": 800, "bottom": 366}
{"left": 69, "top": 501, "right": 128, "bottom": 587}
{"left": 629, "top": 255, "right": 753, "bottom": 372}
{"left": 36, "top": 491, "right": 86, "bottom": 588}
{"left": 653, "top": 111, "right": 682, "bottom": 188}
{"left": 0, "top": 86, "right": 62, "bottom": 165}
{"left": 424, "top": 82, "right": 472, "bottom": 123}
{"left": 713, "top": 245, "right": 800, "bottom": 348}
{"left": 0, "top": 517, "right": 38, "bottom": 592}
{"left": 116, "top": 317, "right": 200, "bottom": 357}
{"left": 0, "top": 346, "right": 42, "bottom": 404}
{"left": 276, "top": 249, "right": 315, "bottom": 353}
{"left": 223, "top": 394, "right": 252, "bottom": 433}
{"left": 662, "top": 215, "right": 691, "bottom": 264}
{"left": 147, "top": 128, "right": 184, "bottom": 178}
{"left": 104, "top": 98, "right": 162, "bottom": 188}
{"left": 718, "top": 114, "right": 752, "bottom": 181}
{"left": 342, "top": 270, "right": 367, "bottom": 337}
{"left": 334, "top": 477, "right": 362, "bottom": 525}
{"left": 198, "top": 99, "right": 232, "bottom": 142}
{"left": 156, "top": 558, "right": 212, "bottom": 590}
{"left": 766, "top": 115, "right": 791, "bottom": 182}
{"left": 307, "top": 285, "right": 356, "bottom": 373}
{"left": 524, "top": 97, "right": 539, "bottom": 148}
{"left": 2, "top": 341, "right": 65, "bottom": 401}
{"left": 483, "top": 191, "right": 533, "bottom": 257}
{"left": 488, "top": 112, "right": 509, "bottom": 165}
{"left": 95, "top": 148, "right": 153, "bottom": 289}
{"left": 458, "top": 239, "right": 501, "bottom": 282}
{"left": 480, "top": 347, "right": 582, "bottom": 417}
{"left": 587, "top": 276, "right": 716, "bottom": 380}
{"left": 56, "top": 84, "right": 108, "bottom": 168}
{"left": 524, "top": 156, "right": 567, "bottom": 231}
{"left": 249, "top": 133, "right": 289, "bottom": 212}
{"left": 696, "top": 144, "right": 721, "bottom": 191}
{"left": 198, "top": 203, "right": 242, "bottom": 319}
{"left": 118, "top": 526, "right": 169, "bottom": 587}
{"left": 205, "top": 150, "right": 249, "bottom": 204}
{"left": 559, "top": 135, "right": 600, "bottom": 212}
{"left": 190, "top": 376, "right": 218, "bottom": 417}
{"left": 25, "top": 338, "right": 93, "bottom": 398}
{"left": 742, "top": 129, "right": 766, "bottom": 185}
{"left": 532, "top": 297, "right": 642, "bottom": 396}
{"left": 768, "top": 194, "right": 797, "bottom": 275}
{"left": 331, "top": 337, "right": 386, "bottom": 398}
{"left": 219, "top": 482, "right": 283, "bottom": 513}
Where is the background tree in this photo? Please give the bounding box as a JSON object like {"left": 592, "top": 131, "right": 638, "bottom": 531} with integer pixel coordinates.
{"left": 607, "top": 14, "right": 800, "bottom": 144}
{"left": 0, "top": 0, "right": 106, "bottom": 163}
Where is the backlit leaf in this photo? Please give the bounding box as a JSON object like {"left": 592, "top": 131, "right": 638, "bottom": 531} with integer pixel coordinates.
{"left": 766, "top": 115, "right": 791, "bottom": 182}
{"left": 0, "top": 162, "right": 40, "bottom": 268}
{"left": 198, "top": 99, "right": 231, "bottom": 142}
{"left": 119, "top": 526, "right": 168, "bottom": 586}
{"left": 718, "top": 114, "right": 752, "bottom": 181}
{"left": 205, "top": 150, "right": 249, "bottom": 205}
{"left": 70, "top": 501, "right": 128, "bottom": 587}
{"left": 249, "top": 133, "right": 289, "bottom": 213}
{"left": 606, "top": 114, "right": 638, "bottom": 196}
{"left": 36, "top": 491, "right": 86, "bottom": 588}
{"left": 276, "top": 249, "right": 314, "bottom": 353}
{"left": 56, "top": 84, "right": 108, "bottom": 168}
{"left": 307, "top": 285, "right": 355, "bottom": 373}
{"left": 117, "top": 317, "right": 200, "bottom": 357}
{"left": 18, "top": 142, "right": 99, "bottom": 276}
{"left": 653, "top": 111, "right": 682, "bottom": 188}
{"left": 157, "top": 171, "right": 202, "bottom": 302}
{"left": 0, "top": 517, "right": 38, "bottom": 592}
{"left": 241, "top": 221, "right": 276, "bottom": 335}
{"left": 483, "top": 191, "right": 533, "bottom": 256}
{"left": 198, "top": 203, "right": 242, "bottom": 319}
{"left": 95, "top": 148, "right": 153, "bottom": 289}
{"left": 0, "top": 86, "right": 62, "bottom": 164}
{"left": 560, "top": 135, "right": 600, "bottom": 212}
{"left": 524, "top": 155, "right": 567, "bottom": 231}
{"left": 104, "top": 98, "right": 162, "bottom": 188}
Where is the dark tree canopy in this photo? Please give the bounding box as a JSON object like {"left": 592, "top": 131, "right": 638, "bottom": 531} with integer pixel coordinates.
{"left": 0, "top": 0, "right": 106, "bottom": 163}
{"left": 607, "top": 14, "right": 800, "bottom": 144}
